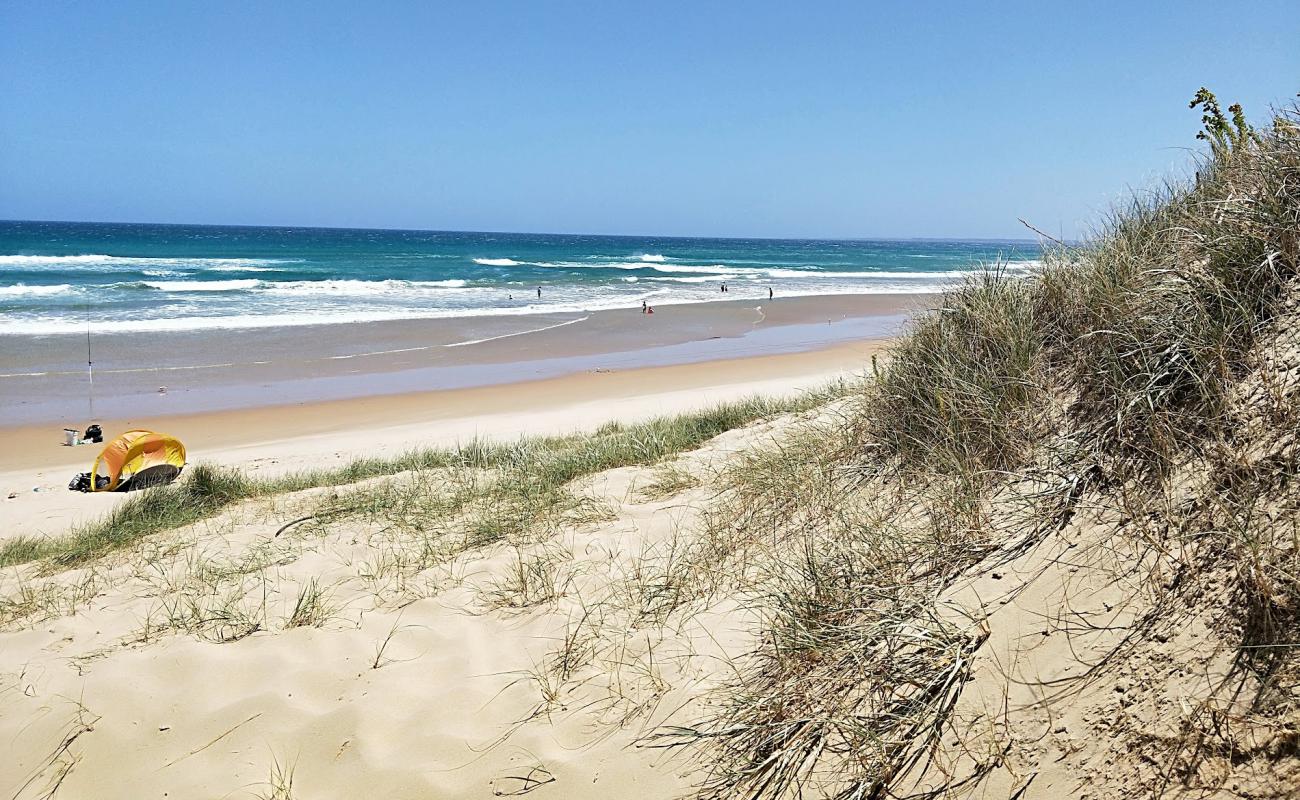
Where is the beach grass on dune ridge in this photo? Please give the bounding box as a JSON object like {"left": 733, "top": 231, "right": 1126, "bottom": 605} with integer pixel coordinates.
{"left": 0, "top": 381, "right": 853, "bottom": 571}
{"left": 658, "top": 98, "right": 1300, "bottom": 798}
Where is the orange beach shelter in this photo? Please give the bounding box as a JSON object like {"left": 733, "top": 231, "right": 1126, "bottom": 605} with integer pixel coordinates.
{"left": 90, "top": 430, "right": 187, "bottom": 492}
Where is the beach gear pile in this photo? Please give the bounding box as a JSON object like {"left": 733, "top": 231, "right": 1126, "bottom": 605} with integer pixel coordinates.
{"left": 68, "top": 429, "right": 187, "bottom": 493}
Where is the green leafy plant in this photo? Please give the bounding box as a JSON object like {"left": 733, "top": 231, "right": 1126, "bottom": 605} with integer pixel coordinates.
{"left": 1189, "top": 86, "right": 1259, "bottom": 153}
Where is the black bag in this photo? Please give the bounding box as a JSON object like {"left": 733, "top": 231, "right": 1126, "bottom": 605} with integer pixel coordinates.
{"left": 68, "top": 472, "right": 110, "bottom": 492}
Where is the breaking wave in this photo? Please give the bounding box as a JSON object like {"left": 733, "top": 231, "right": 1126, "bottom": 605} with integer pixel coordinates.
{"left": 142, "top": 279, "right": 262, "bottom": 292}
{"left": 262, "top": 279, "right": 469, "bottom": 296}
{"left": 0, "top": 283, "right": 74, "bottom": 297}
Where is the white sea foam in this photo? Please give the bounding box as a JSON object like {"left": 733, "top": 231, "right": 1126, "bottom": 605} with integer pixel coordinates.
{"left": 638, "top": 254, "right": 667, "bottom": 262}
{"left": 207, "top": 265, "right": 278, "bottom": 272}
{"left": 757, "top": 268, "right": 960, "bottom": 280}
{"left": 652, "top": 275, "right": 736, "bottom": 284}
{"left": 261, "top": 279, "right": 470, "bottom": 296}
{"left": 472, "top": 257, "right": 522, "bottom": 266}
{"left": 649, "top": 264, "right": 742, "bottom": 275}
{"left": 143, "top": 279, "right": 262, "bottom": 292}
{"left": 0, "top": 283, "right": 74, "bottom": 297}
{"left": 0, "top": 254, "right": 118, "bottom": 266}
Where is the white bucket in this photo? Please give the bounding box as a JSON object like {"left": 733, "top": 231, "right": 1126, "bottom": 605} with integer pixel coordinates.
{"left": 63, "top": 428, "right": 79, "bottom": 446}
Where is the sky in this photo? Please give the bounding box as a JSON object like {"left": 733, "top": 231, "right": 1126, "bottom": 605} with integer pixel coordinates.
{"left": 1, "top": 2, "right": 1296, "bottom": 240}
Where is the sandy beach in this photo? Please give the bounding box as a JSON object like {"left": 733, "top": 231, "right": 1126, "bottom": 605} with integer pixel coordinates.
{"left": 1, "top": 293, "right": 912, "bottom": 544}
{"left": 1, "top": 295, "right": 897, "bottom": 799}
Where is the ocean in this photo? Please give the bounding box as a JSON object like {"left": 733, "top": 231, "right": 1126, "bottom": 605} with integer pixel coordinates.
{"left": 0, "top": 221, "right": 1039, "bottom": 335}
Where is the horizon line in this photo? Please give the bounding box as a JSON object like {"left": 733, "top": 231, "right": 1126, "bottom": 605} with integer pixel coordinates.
{"left": 0, "top": 218, "right": 1044, "bottom": 246}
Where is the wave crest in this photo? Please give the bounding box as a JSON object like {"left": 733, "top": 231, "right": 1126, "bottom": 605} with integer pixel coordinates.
{"left": 0, "top": 283, "right": 74, "bottom": 297}
{"left": 261, "top": 279, "right": 470, "bottom": 296}
{"left": 143, "top": 279, "right": 262, "bottom": 292}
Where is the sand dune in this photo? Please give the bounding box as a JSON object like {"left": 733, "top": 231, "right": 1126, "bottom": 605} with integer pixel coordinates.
{"left": 2, "top": 404, "right": 796, "bottom": 799}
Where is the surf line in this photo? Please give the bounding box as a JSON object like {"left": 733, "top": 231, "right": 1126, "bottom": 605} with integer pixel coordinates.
{"left": 444, "top": 315, "right": 590, "bottom": 348}
{"left": 0, "top": 360, "right": 251, "bottom": 379}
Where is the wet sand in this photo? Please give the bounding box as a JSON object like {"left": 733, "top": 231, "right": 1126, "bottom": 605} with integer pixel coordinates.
{"left": 2, "top": 292, "right": 930, "bottom": 425}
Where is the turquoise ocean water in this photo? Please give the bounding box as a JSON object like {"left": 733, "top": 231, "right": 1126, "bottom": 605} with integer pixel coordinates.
{"left": 0, "top": 221, "right": 1039, "bottom": 335}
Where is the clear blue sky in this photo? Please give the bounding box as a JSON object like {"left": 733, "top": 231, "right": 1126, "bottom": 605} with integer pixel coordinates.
{"left": 1, "top": 2, "right": 1296, "bottom": 239}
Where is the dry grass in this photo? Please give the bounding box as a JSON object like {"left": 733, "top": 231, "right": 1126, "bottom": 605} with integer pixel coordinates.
{"left": 646, "top": 101, "right": 1300, "bottom": 798}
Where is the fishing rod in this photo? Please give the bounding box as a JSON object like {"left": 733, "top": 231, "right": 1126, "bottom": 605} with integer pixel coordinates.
{"left": 85, "top": 300, "right": 94, "bottom": 419}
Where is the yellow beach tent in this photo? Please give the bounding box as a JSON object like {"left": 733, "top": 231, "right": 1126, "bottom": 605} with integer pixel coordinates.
{"left": 90, "top": 430, "right": 187, "bottom": 492}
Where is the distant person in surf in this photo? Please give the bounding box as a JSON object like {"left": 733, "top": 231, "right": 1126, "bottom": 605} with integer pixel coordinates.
{"left": 642, "top": 300, "right": 647, "bottom": 313}
{"left": 768, "top": 286, "right": 773, "bottom": 299}
{"left": 536, "top": 287, "right": 542, "bottom": 299}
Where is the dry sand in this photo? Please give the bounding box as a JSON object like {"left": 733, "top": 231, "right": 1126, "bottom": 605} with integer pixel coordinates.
{"left": 0, "top": 366, "right": 845, "bottom": 799}
{"left": 1, "top": 425, "right": 770, "bottom": 798}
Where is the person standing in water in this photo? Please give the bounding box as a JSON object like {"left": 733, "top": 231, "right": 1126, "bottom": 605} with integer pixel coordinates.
{"left": 536, "top": 286, "right": 542, "bottom": 299}
{"left": 768, "top": 286, "right": 773, "bottom": 300}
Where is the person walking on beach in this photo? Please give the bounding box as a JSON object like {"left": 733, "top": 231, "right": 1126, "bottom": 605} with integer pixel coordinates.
{"left": 768, "top": 286, "right": 773, "bottom": 300}
{"left": 642, "top": 299, "right": 647, "bottom": 313}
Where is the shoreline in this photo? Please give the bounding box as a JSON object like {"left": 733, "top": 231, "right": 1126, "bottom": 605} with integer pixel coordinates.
{"left": 1, "top": 333, "right": 891, "bottom": 544}
{"left": 2, "top": 292, "right": 930, "bottom": 426}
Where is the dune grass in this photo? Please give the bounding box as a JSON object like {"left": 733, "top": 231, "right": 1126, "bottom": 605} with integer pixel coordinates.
{"left": 0, "top": 382, "right": 851, "bottom": 572}
{"left": 653, "top": 97, "right": 1300, "bottom": 798}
